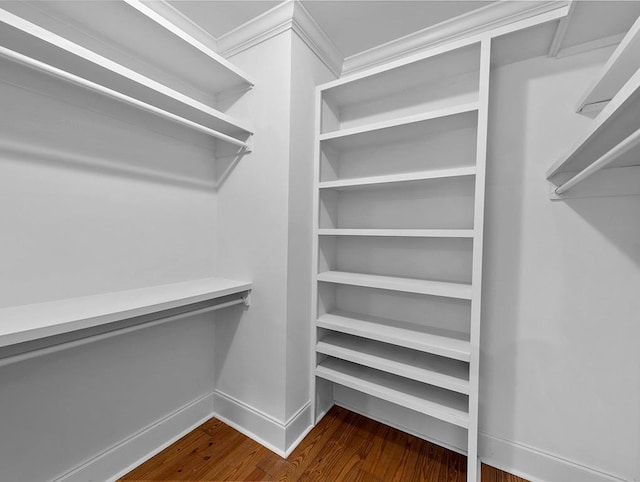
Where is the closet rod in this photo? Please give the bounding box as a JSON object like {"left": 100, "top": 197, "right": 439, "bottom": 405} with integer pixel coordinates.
{"left": 0, "top": 45, "right": 250, "bottom": 150}
{"left": 0, "top": 294, "right": 248, "bottom": 369}
{"left": 554, "top": 127, "right": 640, "bottom": 194}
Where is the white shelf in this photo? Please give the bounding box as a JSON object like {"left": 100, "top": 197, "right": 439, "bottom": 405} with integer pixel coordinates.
{"left": 317, "top": 333, "right": 470, "bottom": 394}
{"left": 319, "top": 103, "right": 478, "bottom": 151}
{"left": 319, "top": 166, "right": 476, "bottom": 190}
{"left": 576, "top": 16, "right": 640, "bottom": 114}
{"left": 321, "top": 43, "right": 480, "bottom": 107}
{"left": 0, "top": 278, "right": 252, "bottom": 348}
{"left": 0, "top": 7, "right": 252, "bottom": 147}
{"left": 1, "top": 1, "right": 253, "bottom": 94}
{"left": 546, "top": 60, "right": 640, "bottom": 196}
{"left": 317, "top": 312, "right": 471, "bottom": 362}
{"left": 316, "top": 358, "right": 469, "bottom": 428}
{"left": 317, "top": 271, "right": 472, "bottom": 300}
{"left": 318, "top": 228, "right": 475, "bottom": 238}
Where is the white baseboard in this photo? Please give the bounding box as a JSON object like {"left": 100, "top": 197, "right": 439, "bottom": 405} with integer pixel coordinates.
{"left": 50, "top": 386, "right": 629, "bottom": 482}
{"left": 479, "top": 432, "right": 630, "bottom": 482}
{"left": 213, "top": 389, "right": 312, "bottom": 458}
{"left": 55, "top": 391, "right": 215, "bottom": 482}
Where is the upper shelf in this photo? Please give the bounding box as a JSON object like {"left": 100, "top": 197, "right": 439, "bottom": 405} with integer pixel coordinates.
{"left": 0, "top": 278, "right": 252, "bottom": 348}
{"left": 0, "top": 4, "right": 253, "bottom": 148}
{"left": 320, "top": 104, "right": 478, "bottom": 152}
{"left": 1, "top": 1, "right": 253, "bottom": 97}
{"left": 546, "top": 57, "right": 640, "bottom": 197}
{"left": 575, "top": 16, "right": 640, "bottom": 114}
{"left": 319, "top": 42, "right": 481, "bottom": 135}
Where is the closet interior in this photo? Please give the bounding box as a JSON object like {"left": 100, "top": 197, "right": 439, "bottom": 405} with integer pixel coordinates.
{"left": 1, "top": 1, "right": 639, "bottom": 482}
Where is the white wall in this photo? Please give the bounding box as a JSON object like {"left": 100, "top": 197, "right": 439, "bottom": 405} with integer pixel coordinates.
{"left": 481, "top": 47, "right": 640, "bottom": 482}
{"left": 213, "top": 31, "right": 293, "bottom": 431}
{"left": 0, "top": 56, "right": 221, "bottom": 480}
{"left": 286, "top": 33, "right": 336, "bottom": 427}
{"left": 212, "top": 27, "right": 335, "bottom": 454}
{"left": 0, "top": 59, "right": 219, "bottom": 307}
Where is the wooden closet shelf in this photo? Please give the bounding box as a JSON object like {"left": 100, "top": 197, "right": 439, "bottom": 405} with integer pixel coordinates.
{"left": 576, "top": 16, "right": 640, "bottom": 114}
{"left": 317, "top": 312, "right": 471, "bottom": 362}
{"left": 0, "top": 1, "right": 253, "bottom": 93}
{"left": 318, "top": 166, "right": 476, "bottom": 190}
{"left": 0, "top": 278, "right": 252, "bottom": 348}
{"left": 319, "top": 103, "right": 479, "bottom": 150}
{"left": 317, "top": 332, "right": 470, "bottom": 394}
{"left": 317, "top": 271, "right": 472, "bottom": 300}
{"left": 316, "top": 358, "right": 470, "bottom": 428}
{"left": 547, "top": 17, "right": 640, "bottom": 197}
{"left": 318, "top": 228, "right": 475, "bottom": 238}
{"left": 0, "top": 8, "right": 253, "bottom": 147}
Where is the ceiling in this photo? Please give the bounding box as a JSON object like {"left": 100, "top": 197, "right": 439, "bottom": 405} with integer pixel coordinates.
{"left": 168, "top": 1, "right": 282, "bottom": 38}
{"left": 167, "top": 0, "right": 640, "bottom": 62}
{"left": 562, "top": 1, "right": 640, "bottom": 49}
{"left": 168, "top": 0, "right": 495, "bottom": 56}
{"left": 299, "top": 1, "right": 492, "bottom": 57}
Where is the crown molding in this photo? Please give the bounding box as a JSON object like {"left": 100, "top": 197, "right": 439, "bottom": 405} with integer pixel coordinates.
{"left": 218, "top": 1, "right": 294, "bottom": 58}
{"left": 218, "top": 0, "right": 342, "bottom": 77}
{"left": 290, "top": 1, "right": 343, "bottom": 77}
{"left": 341, "top": 1, "right": 570, "bottom": 75}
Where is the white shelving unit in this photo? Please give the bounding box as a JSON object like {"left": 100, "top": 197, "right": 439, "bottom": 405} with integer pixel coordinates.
{"left": 546, "top": 16, "right": 640, "bottom": 199}
{"left": 312, "top": 38, "right": 491, "bottom": 482}
{"left": 0, "top": 3, "right": 253, "bottom": 152}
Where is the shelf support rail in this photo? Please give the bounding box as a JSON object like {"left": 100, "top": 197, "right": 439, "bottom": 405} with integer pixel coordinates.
{"left": 0, "top": 44, "right": 251, "bottom": 150}
{"left": 553, "top": 126, "right": 640, "bottom": 195}
{"left": 0, "top": 291, "right": 251, "bottom": 369}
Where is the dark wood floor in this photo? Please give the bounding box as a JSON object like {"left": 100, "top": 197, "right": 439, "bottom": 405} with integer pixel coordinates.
{"left": 121, "top": 406, "right": 527, "bottom": 481}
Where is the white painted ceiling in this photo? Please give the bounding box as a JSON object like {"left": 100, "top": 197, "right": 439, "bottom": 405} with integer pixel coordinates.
{"left": 562, "top": 0, "right": 640, "bottom": 48}
{"left": 167, "top": 0, "right": 640, "bottom": 61}
{"left": 168, "top": 0, "right": 494, "bottom": 55}
{"left": 299, "top": 1, "right": 493, "bottom": 57}
{"left": 168, "top": 1, "right": 282, "bottom": 38}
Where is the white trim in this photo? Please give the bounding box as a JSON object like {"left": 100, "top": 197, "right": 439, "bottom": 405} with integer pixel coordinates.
{"left": 341, "top": 1, "right": 569, "bottom": 75}
{"left": 212, "top": 390, "right": 312, "bottom": 458}
{"left": 218, "top": 1, "right": 342, "bottom": 77}
{"left": 290, "top": 1, "right": 343, "bottom": 77}
{"left": 218, "top": 1, "right": 295, "bottom": 59}
{"left": 479, "top": 432, "right": 631, "bottom": 482}
{"left": 55, "top": 392, "right": 215, "bottom": 482}
{"left": 216, "top": 0, "right": 569, "bottom": 78}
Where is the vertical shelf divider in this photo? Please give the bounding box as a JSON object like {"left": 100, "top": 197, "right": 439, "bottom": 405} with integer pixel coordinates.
{"left": 467, "top": 36, "right": 491, "bottom": 482}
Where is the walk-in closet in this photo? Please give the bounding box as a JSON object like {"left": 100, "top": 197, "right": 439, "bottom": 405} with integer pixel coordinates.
{"left": 1, "top": 1, "right": 638, "bottom": 481}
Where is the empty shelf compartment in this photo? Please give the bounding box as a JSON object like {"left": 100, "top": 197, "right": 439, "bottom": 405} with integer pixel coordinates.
{"left": 317, "top": 312, "right": 471, "bottom": 362}
{"left": 316, "top": 357, "right": 469, "bottom": 428}
{"left": 317, "top": 332, "right": 469, "bottom": 394}
{"left": 317, "top": 271, "right": 472, "bottom": 300}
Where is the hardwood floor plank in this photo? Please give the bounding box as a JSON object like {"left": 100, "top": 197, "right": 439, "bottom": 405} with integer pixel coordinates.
{"left": 119, "top": 406, "right": 529, "bottom": 482}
